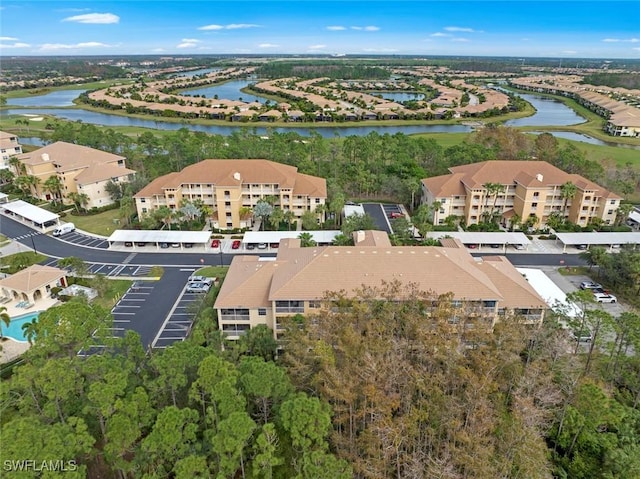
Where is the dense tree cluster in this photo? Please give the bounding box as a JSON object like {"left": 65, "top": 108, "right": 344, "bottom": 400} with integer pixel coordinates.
{"left": 0, "top": 301, "right": 350, "bottom": 478}
{"left": 257, "top": 62, "right": 390, "bottom": 80}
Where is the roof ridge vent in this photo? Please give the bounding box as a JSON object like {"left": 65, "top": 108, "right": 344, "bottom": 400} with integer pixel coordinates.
{"left": 536, "top": 173, "right": 543, "bottom": 182}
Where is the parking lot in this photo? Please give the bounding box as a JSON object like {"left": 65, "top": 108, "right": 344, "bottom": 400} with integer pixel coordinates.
{"left": 362, "top": 203, "right": 406, "bottom": 234}
{"left": 43, "top": 257, "right": 154, "bottom": 278}
{"left": 57, "top": 231, "right": 109, "bottom": 249}
{"left": 152, "top": 282, "right": 206, "bottom": 348}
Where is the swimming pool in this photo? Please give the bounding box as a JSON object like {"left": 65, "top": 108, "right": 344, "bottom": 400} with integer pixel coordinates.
{"left": 2, "top": 311, "right": 41, "bottom": 342}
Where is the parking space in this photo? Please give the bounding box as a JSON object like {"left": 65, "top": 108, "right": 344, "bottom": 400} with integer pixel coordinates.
{"left": 58, "top": 231, "right": 109, "bottom": 249}
{"left": 362, "top": 203, "right": 392, "bottom": 233}
{"left": 78, "top": 280, "right": 156, "bottom": 356}
{"left": 43, "top": 258, "right": 154, "bottom": 278}
{"left": 561, "top": 273, "right": 629, "bottom": 316}
{"left": 152, "top": 284, "right": 205, "bottom": 348}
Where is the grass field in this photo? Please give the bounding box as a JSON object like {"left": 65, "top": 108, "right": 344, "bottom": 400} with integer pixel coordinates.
{"left": 67, "top": 209, "right": 121, "bottom": 237}
{"left": 97, "top": 279, "right": 134, "bottom": 309}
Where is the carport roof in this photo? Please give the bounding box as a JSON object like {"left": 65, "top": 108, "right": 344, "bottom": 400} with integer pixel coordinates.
{"left": 426, "top": 231, "right": 532, "bottom": 245}
{"left": 107, "top": 230, "right": 211, "bottom": 243}
{"left": 3, "top": 200, "right": 59, "bottom": 224}
{"left": 244, "top": 231, "right": 340, "bottom": 244}
{"left": 555, "top": 232, "right": 640, "bottom": 245}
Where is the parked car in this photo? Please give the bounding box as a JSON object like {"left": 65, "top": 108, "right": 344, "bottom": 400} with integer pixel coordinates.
{"left": 160, "top": 242, "right": 169, "bottom": 249}
{"left": 571, "top": 329, "right": 593, "bottom": 342}
{"left": 489, "top": 244, "right": 501, "bottom": 249}
{"left": 232, "top": 240, "right": 241, "bottom": 250}
{"left": 211, "top": 239, "right": 220, "bottom": 248}
{"left": 389, "top": 212, "right": 403, "bottom": 219}
{"left": 593, "top": 292, "right": 617, "bottom": 303}
{"left": 512, "top": 244, "right": 525, "bottom": 250}
{"left": 136, "top": 242, "right": 146, "bottom": 247}
{"left": 580, "top": 281, "right": 603, "bottom": 290}
{"left": 188, "top": 275, "right": 213, "bottom": 285}
{"left": 465, "top": 244, "right": 478, "bottom": 249}
{"left": 576, "top": 244, "right": 588, "bottom": 250}
{"left": 270, "top": 242, "right": 279, "bottom": 248}
{"left": 124, "top": 241, "right": 133, "bottom": 247}
{"left": 171, "top": 243, "right": 181, "bottom": 248}
{"left": 52, "top": 223, "right": 76, "bottom": 236}
{"left": 184, "top": 243, "right": 194, "bottom": 248}
{"left": 246, "top": 243, "right": 256, "bottom": 250}
{"left": 257, "top": 243, "right": 268, "bottom": 249}
{"left": 186, "top": 282, "right": 211, "bottom": 293}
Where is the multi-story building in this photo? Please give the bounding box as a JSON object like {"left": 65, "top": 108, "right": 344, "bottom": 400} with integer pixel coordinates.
{"left": 0, "top": 131, "right": 23, "bottom": 169}
{"left": 421, "top": 160, "right": 621, "bottom": 228}
{"left": 134, "top": 159, "right": 327, "bottom": 229}
{"left": 214, "top": 237, "right": 547, "bottom": 340}
{"left": 13, "top": 142, "right": 136, "bottom": 209}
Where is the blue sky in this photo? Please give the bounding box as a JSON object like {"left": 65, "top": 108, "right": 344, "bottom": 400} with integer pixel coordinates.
{"left": 1, "top": 1, "right": 639, "bottom": 58}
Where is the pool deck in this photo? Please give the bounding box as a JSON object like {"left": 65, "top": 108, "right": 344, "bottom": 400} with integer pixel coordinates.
{"left": 4, "top": 297, "right": 59, "bottom": 319}
{"left": 0, "top": 338, "right": 30, "bottom": 363}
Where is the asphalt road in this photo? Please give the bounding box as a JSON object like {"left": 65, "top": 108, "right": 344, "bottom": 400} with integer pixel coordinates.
{"left": 362, "top": 203, "right": 392, "bottom": 233}
{"left": 0, "top": 215, "right": 587, "bottom": 350}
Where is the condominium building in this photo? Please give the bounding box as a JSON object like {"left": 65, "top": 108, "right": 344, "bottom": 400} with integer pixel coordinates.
{"left": 0, "top": 131, "right": 23, "bottom": 169}
{"left": 13, "top": 142, "right": 136, "bottom": 209}
{"left": 134, "top": 159, "right": 327, "bottom": 229}
{"left": 214, "top": 237, "right": 546, "bottom": 340}
{"left": 421, "top": 161, "right": 621, "bottom": 228}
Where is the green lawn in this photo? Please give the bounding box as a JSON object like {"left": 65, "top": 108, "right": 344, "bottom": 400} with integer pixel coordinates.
{"left": 96, "top": 279, "right": 134, "bottom": 309}
{"left": 67, "top": 209, "right": 122, "bottom": 237}
{"left": 0, "top": 252, "right": 48, "bottom": 274}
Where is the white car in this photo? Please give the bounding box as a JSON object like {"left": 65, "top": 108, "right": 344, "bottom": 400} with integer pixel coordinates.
{"left": 580, "top": 281, "right": 603, "bottom": 290}
{"left": 593, "top": 292, "right": 617, "bottom": 303}
{"left": 186, "top": 282, "right": 211, "bottom": 294}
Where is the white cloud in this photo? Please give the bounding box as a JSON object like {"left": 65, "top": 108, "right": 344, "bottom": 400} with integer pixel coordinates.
{"left": 39, "top": 41, "right": 111, "bottom": 51}
{"left": 451, "top": 38, "right": 469, "bottom": 42}
{"left": 151, "top": 48, "right": 165, "bottom": 52}
{"left": 0, "top": 36, "right": 18, "bottom": 41}
{"left": 0, "top": 42, "right": 30, "bottom": 48}
{"left": 177, "top": 38, "right": 201, "bottom": 48}
{"left": 308, "top": 44, "right": 326, "bottom": 50}
{"left": 444, "top": 26, "right": 477, "bottom": 33}
{"left": 350, "top": 26, "right": 379, "bottom": 31}
{"left": 603, "top": 37, "right": 639, "bottom": 43}
{"left": 258, "top": 43, "right": 279, "bottom": 48}
{"left": 431, "top": 32, "right": 451, "bottom": 37}
{"left": 198, "top": 23, "right": 259, "bottom": 30}
{"left": 562, "top": 50, "right": 578, "bottom": 54}
{"left": 326, "top": 26, "right": 346, "bottom": 31}
{"left": 62, "top": 13, "right": 120, "bottom": 24}
{"left": 633, "top": 47, "right": 640, "bottom": 51}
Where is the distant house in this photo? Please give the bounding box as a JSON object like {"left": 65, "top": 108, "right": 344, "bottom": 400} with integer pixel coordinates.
{"left": 0, "top": 130, "right": 23, "bottom": 169}
{"left": 13, "top": 141, "right": 136, "bottom": 208}
{"left": 0, "top": 265, "right": 67, "bottom": 307}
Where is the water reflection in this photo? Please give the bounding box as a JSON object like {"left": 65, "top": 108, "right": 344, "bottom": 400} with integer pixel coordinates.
{"left": 7, "top": 89, "right": 88, "bottom": 107}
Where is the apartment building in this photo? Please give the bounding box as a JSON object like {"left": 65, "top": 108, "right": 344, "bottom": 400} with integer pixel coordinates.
{"left": 13, "top": 142, "right": 136, "bottom": 209}
{"left": 134, "top": 159, "right": 327, "bottom": 229}
{"left": 214, "top": 237, "right": 546, "bottom": 340}
{"left": 421, "top": 161, "right": 621, "bottom": 228}
{"left": 0, "top": 131, "right": 23, "bottom": 169}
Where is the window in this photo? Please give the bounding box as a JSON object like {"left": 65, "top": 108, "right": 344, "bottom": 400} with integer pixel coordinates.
{"left": 315, "top": 198, "right": 321, "bottom": 203}
{"left": 309, "top": 300, "right": 321, "bottom": 309}
{"left": 608, "top": 209, "right": 614, "bottom": 214}
{"left": 531, "top": 202, "right": 538, "bottom": 207}
{"left": 533, "top": 192, "right": 539, "bottom": 198}
{"left": 610, "top": 200, "right": 616, "bottom": 204}
{"left": 258, "top": 308, "right": 267, "bottom": 316}
{"left": 142, "top": 208, "right": 147, "bottom": 213}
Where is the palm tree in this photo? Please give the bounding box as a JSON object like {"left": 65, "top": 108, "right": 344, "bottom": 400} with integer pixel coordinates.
{"left": 8, "top": 156, "right": 26, "bottom": 176}
{"left": 483, "top": 182, "right": 506, "bottom": 223}
{"left": 0, "top": 306, "right": 10, "bottom": 339}
{"left": 43, "top": 175, "right": 63, "bottom": 202}
{"left": 67, "top": 192, "right": 90, "bottom": 213}
{"left": 283, "top": 209, "right": 295, "bottom": 231}
{"left": 579, "top": 246, "right": 607, "bottom": 273}
{"left": 21, "top": 317, "right": 38, "bottom": 345}
{"left": 615, "top": 203, "right": 633, "bottom": 227}
{"left": 268, "top": 207, "right": 284, "bottom": 230}
{"left": 298, "top": 232, "right": 317, "bottom": 247}
{"left": 560, "top": 181, "right": 578, "bottom": 220}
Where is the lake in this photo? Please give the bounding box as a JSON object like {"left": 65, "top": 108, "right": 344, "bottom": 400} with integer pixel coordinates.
{"left": 180, "top": 80, "right": 265, "bottom": 103}
{"left": 7, "top": 89, "right": 88, "bottom": 108}
{"left": 506, "top": 93, "right": 586, "bottom": 127}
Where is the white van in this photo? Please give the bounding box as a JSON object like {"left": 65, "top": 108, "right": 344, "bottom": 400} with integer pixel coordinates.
{"left": 52, "top": 223, "right": 75, "bottom": 237}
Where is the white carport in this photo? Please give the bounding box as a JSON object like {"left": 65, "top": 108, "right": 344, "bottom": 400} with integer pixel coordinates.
{"left": 243, "top": 230, "right": 340, "bottom": 246}
{"left": 516, "top": 268, "right": 582, "bottom": 324}
{"left": 555, "top": 232, "right": 640, "bottom": 252}
{"left": 2, "top": 200, "right": 60, "bottom": 231}
{"left": 107, "top": 230, "right": 211, "bottom": 250}
{"left": 426, "top": 231, "right": 532, "bottom": 252}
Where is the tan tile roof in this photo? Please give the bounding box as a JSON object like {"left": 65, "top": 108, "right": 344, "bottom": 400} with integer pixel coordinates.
{"left": 74, "top": 163, "right": 136, "bottom": 185}
{"left": 442, "top": 160, "right": 617, "bottom": 198}
{"left": 216, "top": 244, "right": 546, "bottom": 311}
{"left": 268, "top": 246, "right": 504, "bottom": 301}
{"left": 421, "top": 173, "right": 466, "bottom": 197}
{"left": 134, "top": 159, "right": 326, "bottom": 199}
{"left": 352, "top": 230, "right": 392, "bottom": 246}
{"left": 0, "top": 265, "right": 66, "bottom": 293}
{"left": 214, "top": 256, "right": 276, "bottom": 308}
{"left": 17, "top": 141, "right": 126, "bottom": 172}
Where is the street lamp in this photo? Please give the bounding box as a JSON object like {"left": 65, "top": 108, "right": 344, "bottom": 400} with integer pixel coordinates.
{"left": 30, "top": 235, "right": 37, "bottom": 255}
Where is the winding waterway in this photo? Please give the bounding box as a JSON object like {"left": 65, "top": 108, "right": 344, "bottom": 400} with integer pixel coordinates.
{"left": 4, "top": 86, "right": 638, "bottom": 149}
